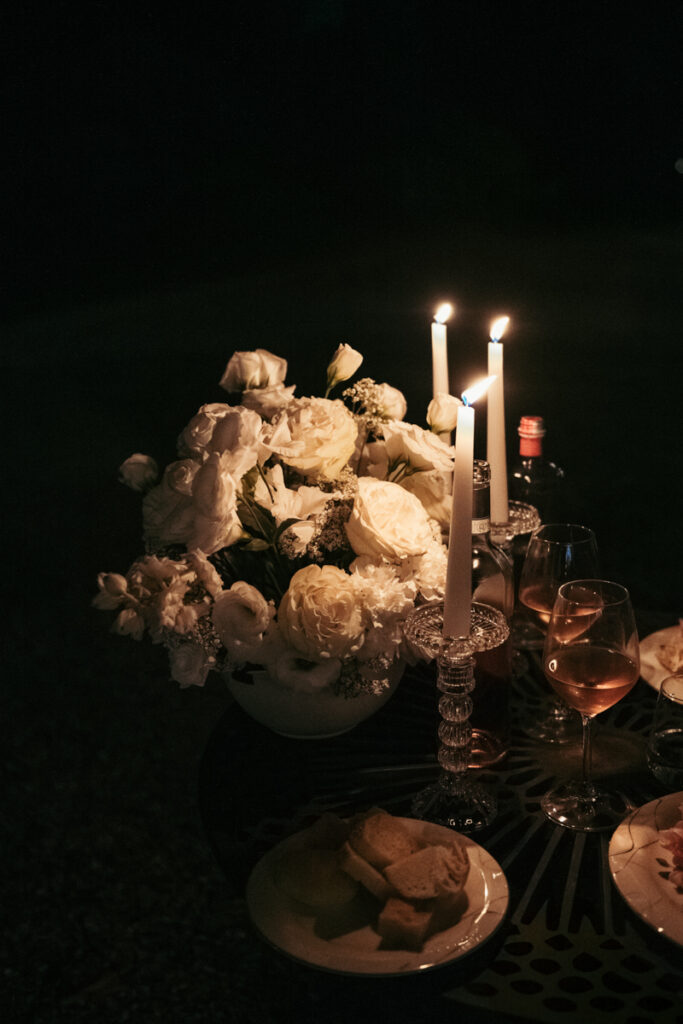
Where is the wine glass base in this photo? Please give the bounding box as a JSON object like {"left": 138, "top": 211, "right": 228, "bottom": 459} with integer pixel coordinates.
{"left": 411, "top": 773, "right": 497, "bottom": 833}
{"left": 541, "top": 781, "right": 635, "bottom": 832}
{"left": 521, "top": 705, "right": 581, "bottom": 745}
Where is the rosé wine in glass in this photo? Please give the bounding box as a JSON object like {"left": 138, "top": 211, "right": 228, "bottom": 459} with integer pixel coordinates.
{"left": 540, "top": 579, "right": 640, "bottom": 832}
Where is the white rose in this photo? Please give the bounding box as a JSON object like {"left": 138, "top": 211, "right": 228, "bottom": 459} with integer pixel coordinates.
{"left": 375, "top": 382, "right": 407, "bottom": 421}
{"left": 345, "top": 477, "right": 434, "bottom": 560}
{"left": 427, "top": 393, "right": 462, "bottom": 434}
{"left": 366, "top": 421, "right": 454, "bottom": 478}
{"left": 207, "top": 406, "right": 266, "bottom": 478}
{"left": 242, "top": 383, "right": 296, "bottom": 419}
{"left": 400, "top": 470, "right": 452, "bottom": 530}
{"left": 212, "top": 581, "right": 274, "bottom": 658}
{"left": 326, "top": 343, "right": 363, "bottom": 393}
{"left": 270, "top": 397, "right": 358, "bottom": 481}
{"left": 168, "top": 643, "right": 212, "bottom": 687}
{"left": 143, "top": 460, "right": 199, "bottom": 550}
{"left": 187, "top": 453, "right": 243, "bottom": 554}
{"left": 177, "top": 403, "right": 232, "bottom": 459}
{"left": 118, "top": 453, "right": 158, "bottom": 492}
{"left": 219, "top": 349, "right": 287, "bottom": 392}
{"left": 178, "top": 404, "right": 266, "bottom": 479}
{"left": 278, "top": 564, "right": 365, "bottom": 661}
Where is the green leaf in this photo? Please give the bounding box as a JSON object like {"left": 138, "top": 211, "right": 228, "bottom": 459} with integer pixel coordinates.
{"left": 241, "top": 538, "right": 271, "bottom": 552}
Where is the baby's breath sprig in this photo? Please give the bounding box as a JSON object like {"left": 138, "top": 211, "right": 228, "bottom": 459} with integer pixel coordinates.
{"left": 343, "top": 378, "right": 392, "bottom": 438}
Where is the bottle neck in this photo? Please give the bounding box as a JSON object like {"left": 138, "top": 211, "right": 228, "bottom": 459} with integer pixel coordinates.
{"left": 471, "top": 482, "right": 491, "bottom": 536}
{"left": 520, "top": 436, "right": 543, "bottom": 458}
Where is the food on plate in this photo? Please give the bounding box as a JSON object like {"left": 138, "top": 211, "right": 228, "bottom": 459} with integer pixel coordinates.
{"left": 384, "top": 842, "right": 469, "bottom": 900}
{"left": 338, "top": 840, "right": 394, "bottom": 901}
{"left": 660, "top": 801, "right": 683, "bottom": 888}
{"left": 347, "top": 807, "right": 422, "bottom": 868}
{"left": 655, "top": 620, "right": 683, "bottom": 674}
{"left": 271, "top": 807, "right": 470, "bottom": 950}
{"left": 274, "top": 846, "right": 359, "bottom": 909}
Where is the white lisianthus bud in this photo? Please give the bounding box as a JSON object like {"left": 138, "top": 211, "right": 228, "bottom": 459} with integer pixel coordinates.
{"left": 427, "top": 393, "right": 462, "bottom": 434}
{"left": 118, "top": 453, "right": 159, "bottom": 492}
{"left": 325, "top": 343, "right": 363, "bottom": 394}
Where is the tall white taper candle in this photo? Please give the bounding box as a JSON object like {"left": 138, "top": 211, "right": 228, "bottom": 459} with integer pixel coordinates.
{"left": 443, "top": 376, "right": 496, "bottom": 637}
{"left": 487, "top": 316, "right": 510, "bottom": 525}
{"left": 431, "top": 303, "right": 453, "bottom": 399}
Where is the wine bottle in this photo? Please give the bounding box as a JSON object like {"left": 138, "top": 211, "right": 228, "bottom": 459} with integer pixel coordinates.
{"left": 469, "top": 460, "right": 514, "bottom": 768}
{"left": 509, "top": 416, "right": 565, "bottom": 524}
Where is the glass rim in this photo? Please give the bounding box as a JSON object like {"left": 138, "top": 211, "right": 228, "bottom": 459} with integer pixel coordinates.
{"left": 555, "top": 578, "right": 631, "bottom": 606}
{"left": 660, "top": 674, "right": 683, "bottom": 704}
{"left": 533, "top": 523, "right": 597, "bottom": 545}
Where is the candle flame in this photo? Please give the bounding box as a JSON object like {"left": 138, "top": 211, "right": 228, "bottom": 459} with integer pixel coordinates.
{"left": 434, "top": 302, "right": 453, "bottom": 324}
{"left": 490, "top": 315, "right": 510, "bottom": 342}
{"left": 462, "top": 375, "right": 496, "bottom": 406}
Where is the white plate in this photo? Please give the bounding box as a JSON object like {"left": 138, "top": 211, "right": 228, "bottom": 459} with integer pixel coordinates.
{"left": 640, "top": 625, "right": 683, "bottom": 692}
{"left": 609, "top": 791, "right": 683, "bottom": 947}
{"left": 246, "top": 816, "right": 509, "bottom": 976}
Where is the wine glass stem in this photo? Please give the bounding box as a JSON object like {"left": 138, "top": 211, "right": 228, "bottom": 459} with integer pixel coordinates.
{"left": 581, "top": 713, "right": 592, "bottom": 788}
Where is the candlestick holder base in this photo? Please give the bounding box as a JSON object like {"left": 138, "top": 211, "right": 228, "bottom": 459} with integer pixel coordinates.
{"left": 404, "top": 601, "right": 509, "bottom": 832}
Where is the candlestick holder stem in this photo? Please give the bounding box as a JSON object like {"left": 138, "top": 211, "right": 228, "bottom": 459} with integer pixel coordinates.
{"left": 405, "top": 601, "right": 509, "bottom": 832}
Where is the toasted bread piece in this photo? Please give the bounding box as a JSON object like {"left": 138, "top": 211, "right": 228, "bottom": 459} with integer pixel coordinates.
{"left": 348, "top": 808, "right": 422, "bottom": 869}
{"left": 384, "top": 843, "right": 469, "bottom": 900}
{"left": 377, "top": 897, "right": 436, "bottom": 950}
{"left": 274, "top": 846, "right": 358, "bottom": 909}
{"left": 656, "top": 623, "right": 683, "bottom": 674}
{"left": 338, "top": 841, "right": 393, "bottom": 902}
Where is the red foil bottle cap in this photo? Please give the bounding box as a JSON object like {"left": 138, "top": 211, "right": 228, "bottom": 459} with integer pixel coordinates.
{"left": 518, "top": 416, "right": 546, "bottom": 439}
{"left": 518, "top": 416, "right": 544, "bottom": 456}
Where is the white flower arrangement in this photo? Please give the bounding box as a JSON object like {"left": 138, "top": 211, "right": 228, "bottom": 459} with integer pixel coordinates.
{"left": 94, "top": 345, "right": 455, "bottom": 700}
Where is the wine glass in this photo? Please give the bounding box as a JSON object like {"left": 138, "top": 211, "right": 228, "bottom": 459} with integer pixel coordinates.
{"left": 540, "top": 580, "right": 640, "bottom": 831}
{"left": 516, "top": 523, "right": 600, "bottom": 742}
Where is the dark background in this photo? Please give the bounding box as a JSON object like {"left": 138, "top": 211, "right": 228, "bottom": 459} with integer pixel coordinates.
{"left": 4, "top": 2, "right": 682, "bottom": 1021}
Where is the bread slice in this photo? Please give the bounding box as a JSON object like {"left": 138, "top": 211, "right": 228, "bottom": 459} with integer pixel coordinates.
{"left": 348, "top": 808, "right": 422, "bottom": 869}
{"left": 338, "top": 841, "right": 393, "bottom": 902}
{"left": 377, "top": 897, "right": 437, "bottom": 950}
{"left": 273, "top": 846, "right": 359, "bottom": 908}
{"left": 384, "top": 843, "right": 469, "bottom": 900}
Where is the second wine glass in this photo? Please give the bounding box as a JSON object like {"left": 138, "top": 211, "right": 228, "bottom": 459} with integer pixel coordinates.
{"left": 516, "top": 523, "right": 600, "bottom": 742}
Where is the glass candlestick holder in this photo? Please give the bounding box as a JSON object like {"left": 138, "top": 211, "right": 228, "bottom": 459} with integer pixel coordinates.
{"left": 490, "top": 500, "right": 541, "bottom": 597}
{"left": 404, "top": 601, "right": 510, "bottom": 832}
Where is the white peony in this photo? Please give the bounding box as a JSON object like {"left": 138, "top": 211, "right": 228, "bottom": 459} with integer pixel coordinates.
{"left": 345, "top": 477, "right": 434, "bottom": 560}
{"left": 219, "top": 349, "right": 287, "bottom": 393}
{"left": 278, "top": 564, "right": 365, "bottom": 661}
{"left": 269, "top": 397, "right": 358, "bottom": 481}
{"left": 118, "top": 453, "right": 159, "bottom": 492}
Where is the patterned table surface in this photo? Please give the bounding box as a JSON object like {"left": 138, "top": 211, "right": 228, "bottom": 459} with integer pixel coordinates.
{"left": 199, "top": 615, "right": 683, "bottom": 1024}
